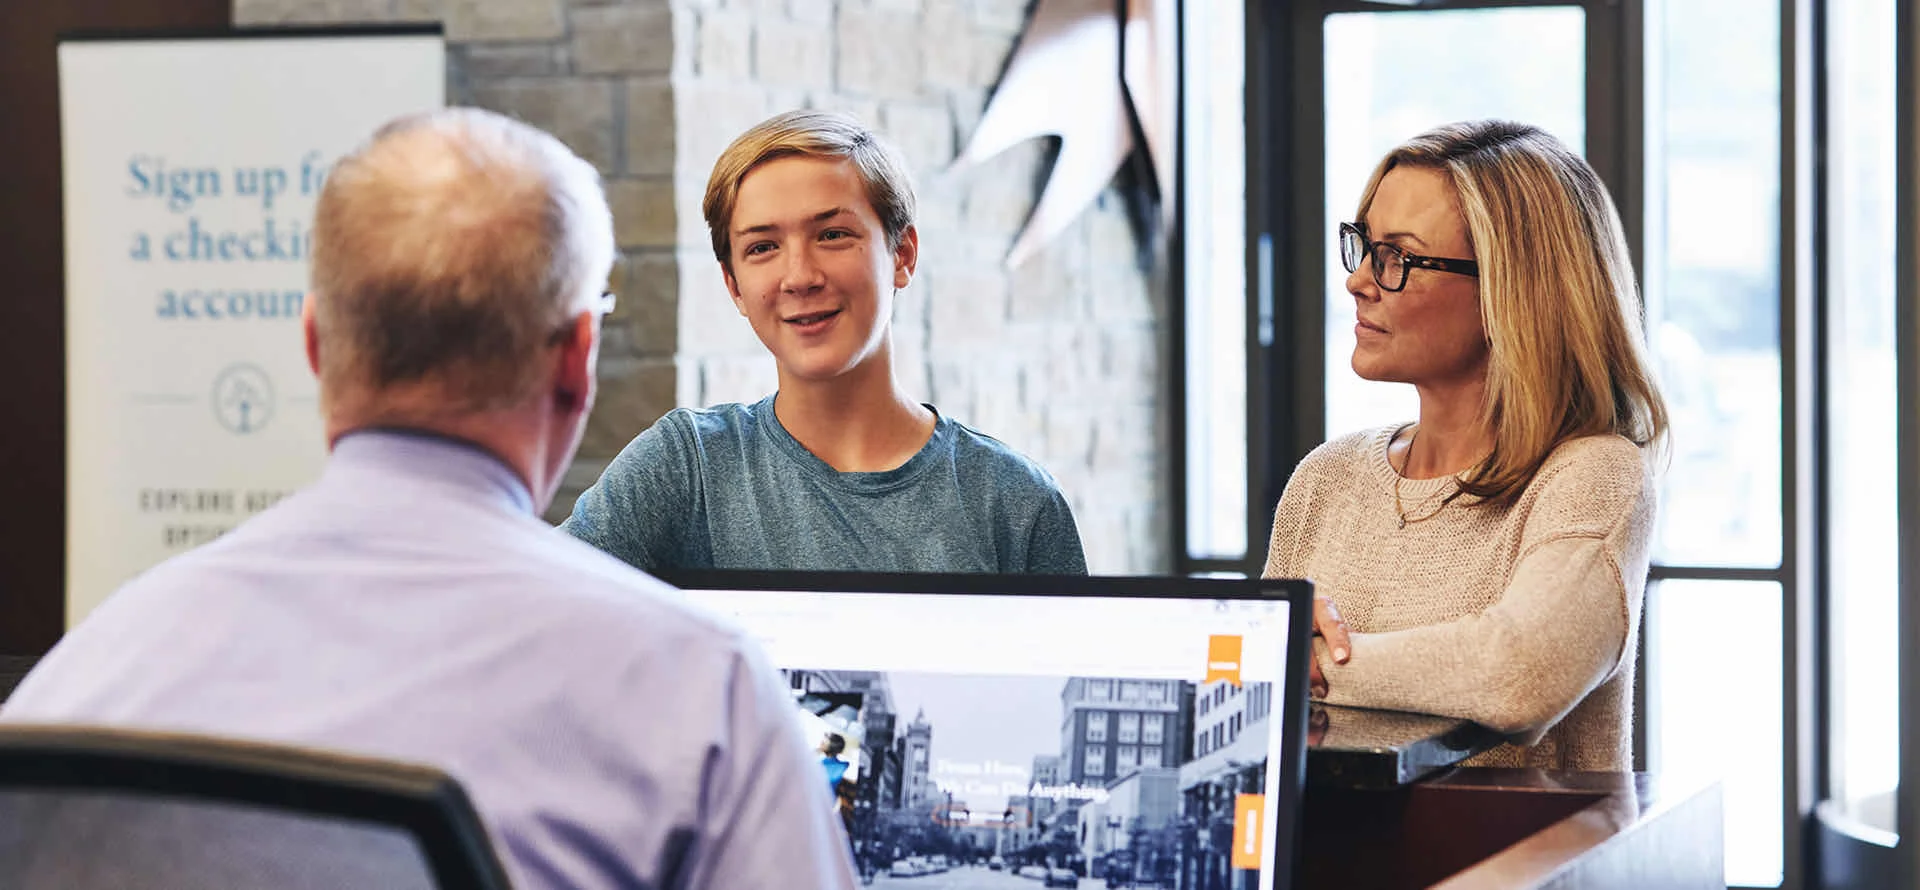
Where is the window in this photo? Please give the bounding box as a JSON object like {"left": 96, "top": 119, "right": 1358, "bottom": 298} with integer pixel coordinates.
{"left": 1144, "top": 713, "right": 1165, "bottom": 745}
{"left": 1144, "top": 745, "right": 1163, "bottom": 767}
{"left": 1118, "top": 745, "right": 1139, "bottom": 771}
{"left": 1212, "top": 725, "right": 1223, "bottom": 751}
{"left": 1823, "top": 0, "right": 1898, "bottom": 839}
{"left": 1089, "top": 679, "right": 1112, "bottom": 701}
{"left": 1320, "top": 7, "right": 1586, "bottom": 439}
{"left": 1086, "top": 746, "right": 1106, "bottom": 776}
{"left": 1119, "top": 681, "right": 1143, "bottom": 702}
{"left": 1179, "top": 0, "right": 1249, "bottom": 565}
{"left": 1643, "top": 1, "right": 1785, "bottom": 884}
{"left": 1118, "top": 713, "right": 1140, "bottom": 743}
{"left": 1197, "top": 696, "right": 1209, "bottom": 717}
{"left": 1086, "top": 712, "right": 1108, "bottom": 743}
{"left": 1145, "top": 682, "right": 1168, "bottom": 704}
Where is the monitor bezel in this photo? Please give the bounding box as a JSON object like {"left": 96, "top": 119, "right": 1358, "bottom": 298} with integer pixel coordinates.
{"left": 658, "top": 569, "right": 1314, "bottom": 890}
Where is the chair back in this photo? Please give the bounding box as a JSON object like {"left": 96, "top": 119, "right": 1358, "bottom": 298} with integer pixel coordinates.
{"left": 0, "top": 724, "right": 514, "bottom": 890}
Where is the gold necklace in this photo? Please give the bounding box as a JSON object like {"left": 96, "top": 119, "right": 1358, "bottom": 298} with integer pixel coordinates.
{"left": 1392, "top": 428, "right": 1452, "bottom": 529}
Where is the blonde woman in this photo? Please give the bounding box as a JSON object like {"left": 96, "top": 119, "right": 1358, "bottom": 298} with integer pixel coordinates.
{"left": 1265, "top": 120, "right": 1668, "bottom": 771}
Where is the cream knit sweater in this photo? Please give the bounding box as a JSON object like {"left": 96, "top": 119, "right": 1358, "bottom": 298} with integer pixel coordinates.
{"left": 1263, "top": 425, "right": 1656, "bottom": 771}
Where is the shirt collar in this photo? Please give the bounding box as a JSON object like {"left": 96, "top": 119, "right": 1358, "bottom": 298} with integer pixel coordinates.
{"left": 328, "top": 429, "right": 536, "bottom": 515}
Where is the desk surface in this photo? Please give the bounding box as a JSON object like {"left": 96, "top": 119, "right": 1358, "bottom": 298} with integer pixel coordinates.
{"left": 1301, "top": 767, "right": 1723, "bottom": 889}
{"left": 1307, "top": 703, "right": 1504, "bottom": 789}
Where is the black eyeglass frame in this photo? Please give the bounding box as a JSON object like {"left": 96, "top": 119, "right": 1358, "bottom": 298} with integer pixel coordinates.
{"left": 1338, "top": 222, "right": 1480, "bottom": 292}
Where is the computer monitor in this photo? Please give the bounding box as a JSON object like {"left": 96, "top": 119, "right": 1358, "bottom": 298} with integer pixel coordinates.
{"left": 661, "top": 570, "right": 1314, "bottom": 890}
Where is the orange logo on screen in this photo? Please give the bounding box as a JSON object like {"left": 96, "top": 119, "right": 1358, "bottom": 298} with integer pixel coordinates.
{"left": 1205, "top": 634, "right": 1243, "bottom": 687}
{"left": 1232, "top": 793, "right": 1266, "bottom": 870}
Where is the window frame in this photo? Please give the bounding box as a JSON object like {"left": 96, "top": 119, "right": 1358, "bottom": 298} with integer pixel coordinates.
{"left": 1213, "top": 1, "right": 1832, "bottom": 888}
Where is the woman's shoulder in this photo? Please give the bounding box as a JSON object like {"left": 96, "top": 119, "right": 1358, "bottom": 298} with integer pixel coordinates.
{"left": 1520, "top": 434, "right": 1656, "bottom": 530}
{"left": 1537, "top": 433, "right": 1651, "bottom": 483}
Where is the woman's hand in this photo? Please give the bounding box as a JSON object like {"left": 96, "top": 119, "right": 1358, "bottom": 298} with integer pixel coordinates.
{"left": 1311, "top": 593, "right": 1351, "bottom": 698}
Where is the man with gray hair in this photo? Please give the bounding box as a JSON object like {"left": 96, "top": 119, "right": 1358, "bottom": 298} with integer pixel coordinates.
{"left": 3, "top": 108, "right": 858, "bottom": 890}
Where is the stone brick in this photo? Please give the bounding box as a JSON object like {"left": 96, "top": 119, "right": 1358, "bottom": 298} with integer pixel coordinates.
{"left": 1043, "top": 405, "right": 1096, "bottom": 467}
{"left": 1007, "top": 242, "right": 1091, "bottom": 323}
{"left": 928, "top": 360, "right": 979, "bottom": 420}
{"left": 880, "top": 102, "right": 953, "bottom": 176}
{"left": 926, "top": 267, "right": 1009, "bottom": 351}
{"left": 698, "top": 10, "right": 756, "bottom": 80}
{"left": 1074, "top": 509, "right": 1128, "bottom": 575}
{"left": 677, "top": 250, "right": 770, "bottom": 357}
{"left": 808, "top": 95, "right": 882, "bottom": 128}
{"left": 444, "top": 0, "right": 566, "bottom": 42}
{"left": 625, "top": 76, "right": 676, "bottom": 176}
{"left": 789, "top": 0, "right": 834, "bottom": 24}
{"left": 606, "top": 177, "right": 679, "bottom": 248}
{"left": 236, "top": 0, "right": 392, "bottom": 24}
{"left": 1101, "top": 324, "right": 1161, "bottom": 395}
{"left": 890, "top": 297, "right": 933, "bottom": 399}
{"left": 911, "top": 174, "right": 966, "bottom": 243}
{"left": 969, "top": 390, "right": 1045, "bottom": 459}
{"left": 764, "top": 88, "right": 812, "bottom": 119}
{"left": 836, "top": 9, "right": 922, "bottom": 99}
{"left": 675, "top": 183, "right": 718, "bottom": 251}
{"left": 471, "top": 79, "right": 617, "bottom": 172}
{"left": 393, "top": 0, "right": 447, "bottom": 23}
{"left": 612, "top": 251, "right": 681, "bottom": 356}
{"left": 572, "top": 5, "right": 676, "bottom": 75}
{"left": 920, "top": 2, "right": 972, "bottom": 88}
{"left": 1089, "top": 265, "right": 1154, "bottom": 323}
{"left": 458, "top": 45, "right": 562, "bottom": 79}
{"left": 1091, "top": 399, "right": 1158, "bottom": 472}
{"left": 755, "top": 17, "right": 834, "bottom": 90}
{"left": 698, "top": 355, "right": 780, "bottom": 406}
{"left": 579, "top": 356, "right": 677, "bottom": 458}
{"left": 974, "top": 0, "right": 1032, "bottom": 34}
{"left": 675, "top": 81, "right": 772, "bottom": 172}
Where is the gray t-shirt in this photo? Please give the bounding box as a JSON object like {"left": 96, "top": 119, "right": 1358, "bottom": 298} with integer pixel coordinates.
{"left": 562, "top": 395, "right": 1088, "bottom": 574}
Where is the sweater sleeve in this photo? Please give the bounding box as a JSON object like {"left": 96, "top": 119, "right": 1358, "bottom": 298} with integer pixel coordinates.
{"left": 1314, "top": 446, "right": 1654, "bottom": 743}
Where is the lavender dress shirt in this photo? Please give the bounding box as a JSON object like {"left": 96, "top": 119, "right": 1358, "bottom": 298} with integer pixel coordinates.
{"left": 3, "top": 430, "right": 858, "bottom": 890}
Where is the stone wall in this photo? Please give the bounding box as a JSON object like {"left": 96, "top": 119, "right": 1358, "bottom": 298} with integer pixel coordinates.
{"left": 232, "top": 0, "right": 1169, "bottom": 574}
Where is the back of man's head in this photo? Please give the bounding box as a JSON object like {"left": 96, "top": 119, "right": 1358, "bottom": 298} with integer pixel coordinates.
{"left": 309, "top": 107, "right": 614, "bottom": 422}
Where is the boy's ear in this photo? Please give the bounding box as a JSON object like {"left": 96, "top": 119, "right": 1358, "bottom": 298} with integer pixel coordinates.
{"left": 892, "top": 225, "right": 919, "bottom": 290}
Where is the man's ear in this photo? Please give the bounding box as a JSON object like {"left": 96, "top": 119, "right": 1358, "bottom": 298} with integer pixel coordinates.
{"left": 302, "top": 294, "right": 322, "bottom": 378}
{"left": 554, "top": 310, "right": 597, "bottom": 414}
{"left": 722, "top": 263, "right": 748, "bottom": 317}
{"left": 892, "top": 225, "right": 919, "bottom": 290}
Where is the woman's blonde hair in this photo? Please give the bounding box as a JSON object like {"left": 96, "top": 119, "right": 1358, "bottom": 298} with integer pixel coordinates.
{"left": 1354, "top": 120, "right": 1669, "bottom": 506}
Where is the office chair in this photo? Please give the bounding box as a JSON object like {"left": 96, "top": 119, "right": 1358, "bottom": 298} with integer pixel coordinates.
{"left": 0, "top": 723, "right": 515, "bottom": 890}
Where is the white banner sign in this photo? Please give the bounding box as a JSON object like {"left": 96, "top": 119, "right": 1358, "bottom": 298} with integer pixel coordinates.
{"left": 60, "top": 31, "right": 445, "bottom": 626}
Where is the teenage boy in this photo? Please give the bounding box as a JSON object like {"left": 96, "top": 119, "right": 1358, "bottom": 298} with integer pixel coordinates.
{"left": 563, "top": 111, "right": 1086, "bottom": 574}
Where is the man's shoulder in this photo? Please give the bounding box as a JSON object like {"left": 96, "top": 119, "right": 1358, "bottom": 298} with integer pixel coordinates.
{"left": 504, "top": 531, "right": 747, "bottom": 641}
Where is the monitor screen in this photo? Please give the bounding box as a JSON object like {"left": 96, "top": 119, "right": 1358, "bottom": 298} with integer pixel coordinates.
{"left": 668, "top": 572, "right": 1312, "bottom": 890}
